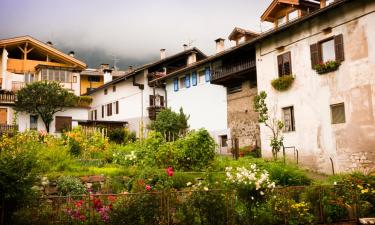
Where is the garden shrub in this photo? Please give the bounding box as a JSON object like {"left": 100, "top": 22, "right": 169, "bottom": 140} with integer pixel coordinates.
{"left": 111, "top": 143, "right": 139, "bottom": 166}
{"left": 108, "top": 128, "right": 136, "bottom": 144}
{"left": 173, "top": 129, "right": 216, "bottom": 171}
{"left": 110, "top": 194, "right": 162, "bottom": 225}
{"left": 264, "top": 161, "right": 311, "bottom": 186}
{"left": 56, "top": 176, "right": 87, "bottom": 196}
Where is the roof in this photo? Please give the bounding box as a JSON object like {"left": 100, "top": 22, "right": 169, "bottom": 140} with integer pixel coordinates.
{"left": 81, "top": 68, "right": 127, "bottom": 77}
{"left": 261, "top": 0, "right": 320, "bottom": 22}
{"left": 228, "top": 27, "right": 259, "bottom": 41}
{"left": 86, "top": 47, "right": 207, "bottom": 95}
{"left": 151, "top": 0, "right": 350, "bottom": 83}
{"left": 0, "top": 35, "right": 86, "bottom": 69}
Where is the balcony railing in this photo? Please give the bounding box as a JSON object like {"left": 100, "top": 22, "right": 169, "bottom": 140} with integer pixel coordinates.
{"left": 11, "top": 81, "right": 25, "bottom": 92}
{"left": 211, "top": 59, "right": 256, "bottom": 81}
{"left": 0, "top": 91, "right": 16, "bottom": 103}
{"left": 0, "top": 124, "right": 18, "bottom": 135}
{"left": 148, "top": 105, "right": 165, "bottom": 120}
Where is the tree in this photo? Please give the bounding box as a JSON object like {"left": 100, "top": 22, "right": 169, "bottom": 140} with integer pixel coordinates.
{"left": 148, "top": 107, "right": 190, "bottom": 141}
{"left": 253, "top": 91, "right": 284, "bottom": 160}
{"left": 14, "top": 81, "right": 77, "bottom": 133}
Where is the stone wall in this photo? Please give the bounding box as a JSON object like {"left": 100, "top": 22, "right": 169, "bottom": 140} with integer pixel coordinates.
{"left": 227, "top": 80, "right": 260, "bottom": 148}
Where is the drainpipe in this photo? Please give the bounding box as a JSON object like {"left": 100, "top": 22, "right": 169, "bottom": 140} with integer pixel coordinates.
{"left": 164, "top": 83, "right": 168, "bottom": 107}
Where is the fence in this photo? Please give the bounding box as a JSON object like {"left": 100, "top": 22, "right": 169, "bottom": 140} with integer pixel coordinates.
{"left": 6, "top": 185, "right": 373, "bottom": 225}
{"left": 0, "top": 124, "right": 18, "bottom": 136}
{"left": 81, "top": 126, "right": 107, "bottom": 137}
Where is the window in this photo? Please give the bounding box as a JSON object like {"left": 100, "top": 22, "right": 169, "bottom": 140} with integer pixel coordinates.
{"left": 220, "top": 135, "right": 228, "bottom": 147}
{"left": 321, "top": 39, "right": 335, "bottom": 62}
{"left": 192, "top": 71, "right": 197, "bottom": 86}
{"left": 150, "top": 95, "right": 164, "bottom": 107}
{"left": 73, "top": 76, "right": 77, "bottom": 83}
{"left": 198, "top": 70, "right": 205, "bottom": 83}
{"left": 55, "top": 116, "right": 72, "bottom": 133}
{"left": 40, "top": 68, "right": 72, "bottom": 83}
{"left": 310, "top": 34, "right": 344, "bottom": 67}
{"left": 88, "top": 76, "right": 101, "bottom": 82}
{"left": 331, "top": 103, "right": 345, "bottom": 124}
{"left": 227, "top": 83, "right": 242, "bottom": 94}
{"left": 282, "top": 106, "right": 295, "bottom": 132}
{"left": 107, "top": 103, "right": 113, "bottom": 116}
{"left": 30, "top": 115, "right": 38, "bottom": 130}
{"left": 185, "top": 75, "right": 191, "bottom": 88}
{"left": 94, "top": 110, "right": 97, "bottom": 120}
{"left": 104, "top": 89, "right": 108, "bottom": 95}
{"left": 277, "top": 52, "right": 292, "bottom": 77}
{"left": 179, "top": 77, "right": 186, "bottom": 89}
{"left": 205, "top": 67, "right": 211, "bottom": 82}
{"left": 173, "top": 78, "right": 179, "bottom": 92}
{"left": 115, "top": 101, "right": 119, "bottom": 114}
{"left": 113, "top": 85, "right": 116, "bottom": 92}
{"left": 102, "top": 105, "right": 105, "bottom": 118}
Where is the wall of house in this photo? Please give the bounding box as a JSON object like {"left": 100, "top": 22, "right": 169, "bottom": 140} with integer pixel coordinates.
{"left": 80, "top": 75, "right": 104, "bottom": 95}
{"left": 17, "top": 107, "right": 89, "bottom": 134}
{"left": 227, "top": 81, "right": 260, "bottom": 148}
{"left": 165, "top": 67, "right": 229, "bottom": 152}
{"left": 256, "top": 0, "right": 375, "bottom": 173}
{"left": 89, "top": 70, "right": 162, "bottom": 137}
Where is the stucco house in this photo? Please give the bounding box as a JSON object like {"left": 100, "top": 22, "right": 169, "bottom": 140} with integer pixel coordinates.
{"left": 87, "top": 47, "right": 207, "bottom": 138}
{"left": 0, "top": 36, "right": 89, "bottom": 134}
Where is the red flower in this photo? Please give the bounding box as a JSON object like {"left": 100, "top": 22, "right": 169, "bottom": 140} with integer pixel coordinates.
{"left": 146, "top": 184, "right": 152, "bottom": 191}
{"left": 108, "top": 195, "right": 116, "bottom": 203}
{"left": 166, "top": 167, "right": 174, "bottom": 177}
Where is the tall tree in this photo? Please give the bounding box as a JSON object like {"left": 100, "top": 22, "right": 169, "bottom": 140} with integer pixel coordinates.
{"left": 253, "top": 91, "right": 284, "bottom": 160}
{"left": 14, "top": 81, "right": 77, "bottom": 132}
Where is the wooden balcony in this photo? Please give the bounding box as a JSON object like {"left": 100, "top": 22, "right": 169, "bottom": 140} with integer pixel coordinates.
{"left": 148, "top": 105, "right": 165, "bottom": 120}
{"left": 211, "top": 59, "right": 256, "bottom": 84}
{"left": 11, "top": 81, "right": 25, "bottom": 92}
{"left": 0, "top": 91, "right": 16, "bottom": 104}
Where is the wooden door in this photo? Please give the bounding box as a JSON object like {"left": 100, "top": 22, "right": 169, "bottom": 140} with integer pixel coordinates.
{"left": 0, "top": 108, "right": 7, "bottom": 124}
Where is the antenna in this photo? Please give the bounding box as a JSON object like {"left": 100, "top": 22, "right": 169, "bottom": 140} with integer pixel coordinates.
{"left": 111, "top": 54, "right": 120, "bottom": 71}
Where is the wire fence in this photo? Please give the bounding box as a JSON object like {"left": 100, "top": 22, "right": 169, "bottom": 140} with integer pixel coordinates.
{"left": 7, "top": 184, "right": 374, "bottom": 225}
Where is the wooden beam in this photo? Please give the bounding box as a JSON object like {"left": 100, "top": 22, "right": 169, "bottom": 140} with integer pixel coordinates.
{"left": 26, "top": 47, "right": 34, "bottom": 54}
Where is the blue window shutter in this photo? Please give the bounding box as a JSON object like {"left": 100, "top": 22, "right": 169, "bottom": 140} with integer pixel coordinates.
{"left": 192, "top": 71, "right": 197, "bottom": 86}
{"left": 185, "top": 75, "right": 191, "bottom": 88}
{"left": 173, "top": 78, "right": 179, "bottom": 91}
{"left": 205, "top": 67, "right": 211, "bottom": 82}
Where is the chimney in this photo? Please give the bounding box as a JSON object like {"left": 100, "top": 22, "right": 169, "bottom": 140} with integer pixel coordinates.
{"left": 183, "top": 44, "right": 188, "bottom": 51}
{"left": 68, "top": 51, "right": 75, "bottom": 57}
{"left": 187, "top": 51, "right": 197, "bottom": 65}
{"left": 320, "top": 0, "right": 326, "bottom": 8}
{"left": 100, "top": 63, "right": 110, "bottom": 71}
{"left": 128, "top": 65, "right": 134, "bottom": 72}
{"left": 46, "top": 41, "right": 53, "bottom": 46}
{"left": 215, "top": 38, "right": 225, "bottom": 53}
{"left": 160, "top": 49, "right": 166, "bottom": 59}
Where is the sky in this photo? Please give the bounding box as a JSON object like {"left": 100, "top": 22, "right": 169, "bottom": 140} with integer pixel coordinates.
{"left": 0, "top": 0, "right": 273, "bottom": 69}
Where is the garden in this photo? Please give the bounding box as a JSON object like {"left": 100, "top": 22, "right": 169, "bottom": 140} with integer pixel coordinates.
{"left": 0, "top": 108, "right": 374, "bottom": 225}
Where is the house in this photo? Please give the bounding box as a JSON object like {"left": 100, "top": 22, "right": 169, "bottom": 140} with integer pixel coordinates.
{"left": 0, "top": 36, "right": 89, "bottom": 134}
{"left": 254, "top": 0, "right": 375, "bottom": 173}
{"left": 80, "top": 64, "right": 126, "bottom": 95}
{"left": 87, "top": 47, "right": 207, "bottom": 137}
{"left": 150, "top": 43, "right": 229, "bottom": 153}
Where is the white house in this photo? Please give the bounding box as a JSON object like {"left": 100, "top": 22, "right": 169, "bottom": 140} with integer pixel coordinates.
{"left": 87, "top": 47, "right": 207, "bottom": 137}
{"left": 0, "top": 36, "right": 89, "bottom": 134}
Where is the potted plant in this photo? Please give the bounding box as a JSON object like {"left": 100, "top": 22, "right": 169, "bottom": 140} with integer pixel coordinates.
{"left": 314, "top": 60, "right": 341, "bottom": 74}
{"left": 271, "top": 75, "right": 295, "bottom": 91}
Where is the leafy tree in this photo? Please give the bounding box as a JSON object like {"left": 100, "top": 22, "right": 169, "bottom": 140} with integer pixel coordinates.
{"left": 148, "top": 107, "right": 189, "bottom": 140}
{"left": 14, "top": 81, "right": 77, "bottom": 133}
{"left": 253, "top": 91, "right": 284, "bottom": 160}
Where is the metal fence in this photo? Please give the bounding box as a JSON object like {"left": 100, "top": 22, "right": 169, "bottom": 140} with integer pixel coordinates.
{"left": 7, "top": 185, "right": 373, "bottom": 225}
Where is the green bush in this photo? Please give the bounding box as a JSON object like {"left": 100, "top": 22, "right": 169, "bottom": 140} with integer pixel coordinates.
{"left": 173, "top": 129, "right": 216, "bottom": 171}
{"left": 110, "top": 194, "right": 162, "bottom": 225}
{"left": 56, "top": 176, "right": 87, "bottom": 196}
{"left": 271, "top": 75, "right": 295, "bottom": 91}
{"left": 108, "top": 128, "right": 136, "bottom": 144}
{"left": 314, "top": 60, "right": 341, "bottom": 74}
{"left": 264, "top": 161, "right": 311, "bottom": 186}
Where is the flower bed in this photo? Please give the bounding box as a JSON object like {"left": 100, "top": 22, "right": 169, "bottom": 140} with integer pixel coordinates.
{"left": 314, "top": 60, "right": 341, "bottom": 74}
{"left": 271, "top": 75, "right": 295, "bottom": 91}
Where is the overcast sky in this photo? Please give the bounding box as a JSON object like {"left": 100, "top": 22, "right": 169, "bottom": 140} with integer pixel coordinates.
{"left": 0, "top": 0, "right": 272, "bottom": 68}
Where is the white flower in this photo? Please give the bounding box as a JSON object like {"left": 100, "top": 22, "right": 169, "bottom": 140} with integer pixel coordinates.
{"left": 333, "top": 182, "right": 337, "bottom": 185}
{"left": 260, "top": 191, "right": 264, "bottom": 196}
{"left": 251, "top": 196, "right": 254, "bottom": 200}
{"left": 186, "top": 182, "right": 192, "bottom": 186}
{"left": 203, "top": 187, "right": 209, "bottom": 191}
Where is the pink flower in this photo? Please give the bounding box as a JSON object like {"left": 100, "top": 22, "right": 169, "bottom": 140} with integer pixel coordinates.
{"left": 166, "top": 167, "right": 174, "bottom": 177}
{"left": 146, "top": 185, "right": 152, "bottom": 191}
